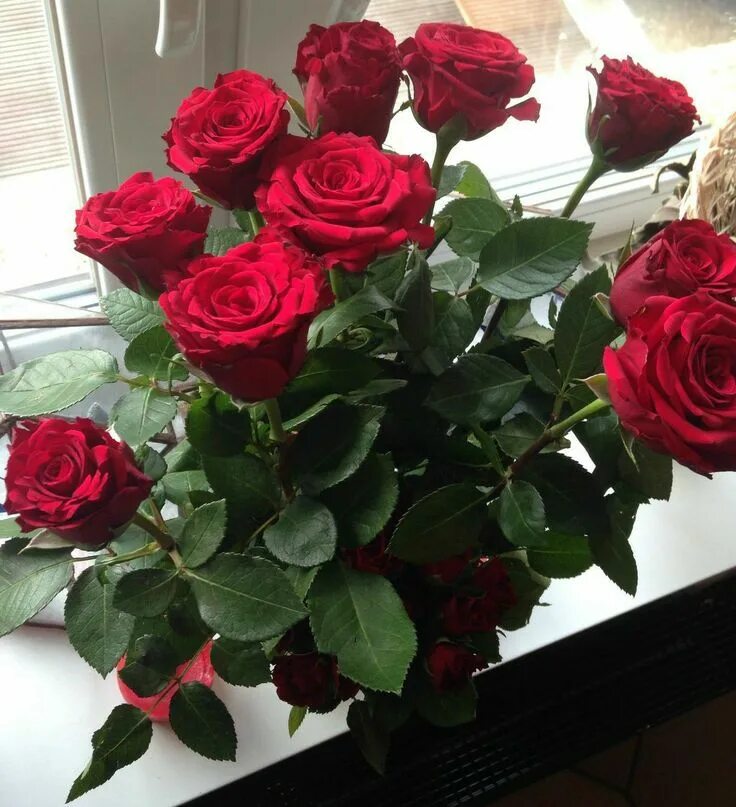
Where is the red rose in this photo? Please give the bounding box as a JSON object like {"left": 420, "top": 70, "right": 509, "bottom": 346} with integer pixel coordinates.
{"left": 74, "top": 172, "right": 210, "bottom": 294}
{"left": 611, "top": 219, "right": 736, "bottom": 324}
{"left": 3, "top": 418, "right": 152, "bottom": 546}
{"left": 159, "top": 236, "right": 329, "bottom": 402}
{"left": 587, "top": 56, "right": 699, "bottom": 168}
{"left": 399, "top": 23, "right": 540, "bottom": 140}
{"left": 342, "top": 532, "right": 403, "bottom": 576}
{"left": 293, "top": 20, "right": 401, "bottom": 146}
{"left": 604, "top": 292, "right": 736, "bottom": 474}
{"left": 442, "top": 558, "right": 515, "bottom": 635}
{"left": 422, "top": 550, "right": 473, "bottom": 584}
{"left": 164, "top": 70, "right": 289, "bottom": 210}
{"left": 272, "top": 652, "right": 357, "bottom": 709}
{"left": 255, "top": 132, "right": 435, "bottom": 272}
{"left": 426, "top": 642, "right": 485, "bottom": 692}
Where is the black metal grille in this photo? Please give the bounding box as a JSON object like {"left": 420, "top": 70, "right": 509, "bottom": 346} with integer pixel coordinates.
{"left": 189, "top": 569, "right": 736, "bottom": 807}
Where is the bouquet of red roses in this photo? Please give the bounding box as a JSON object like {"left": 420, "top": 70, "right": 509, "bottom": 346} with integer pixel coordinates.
{"left": 0, "top": 18, "right": 727, "bottom": 803}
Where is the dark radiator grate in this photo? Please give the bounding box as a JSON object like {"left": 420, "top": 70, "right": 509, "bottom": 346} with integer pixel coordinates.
{"left": 190, "top": 570, "right": 736, "bottom": 807}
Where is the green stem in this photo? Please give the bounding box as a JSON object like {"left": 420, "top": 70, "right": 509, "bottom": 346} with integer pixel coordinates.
{"left": 425, "top": 217, "right": 452, "bottom": 260}
{"left": 477, "top": 299, "right": 508, "bottom": 349}
{"left": 248, "top": 209, "right": 264, "bottom": 235}
{"left": 547, "top": 397, "right": 609, "bottom": 439}
{"left": 422, "top": 133, "right": 456, "bottom": 225}
{"left": 329, "top": 267, "right": 347, "bottom": 302}
{"left": 560, "top": 154, "right": 608, "bottom": 219}
{"left": 132, "top": 511, "right": 174, "bottom": 552}
{"left": 264, "top": 398, "right": 286, "bottom": 443}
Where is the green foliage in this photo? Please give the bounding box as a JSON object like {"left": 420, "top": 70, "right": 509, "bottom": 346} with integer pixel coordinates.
{"left": 111, "top": 388, "right": 177, "bottom": 446}
{"left": 523, "top": 346, "right": 562, "bottom": 394}
{"left": 437, "top": 197, "right": 510, "bottom": 259}
{"left": 211, "top": 638, "right": 271, "bottom": 686}
{"left": 498, "top": 557, "right": 549, "bottom": 630}
{"left": 112, "top": 567, "right": 179, "bottom": 617}
{"left": 264, "top": 496, "right": 337, "bottom": 567}
{"left": 477, "top": 218, "right": 593, "bottom": 300}
{"left": 117, "top": 634, "right": 178, "bottom": 696}
{"left": 169, "top": 683, "right": 237, "bottom": 761}
{"left": 309, "top": 286, "right": 394, "bottom": 347}
{"left": 421, "top": 293, "right": 476, "bottom": 374}
{"left": 430, "top": 257, "right": 476, "bottom": 295}
{"left": 499, "top": 480, "right": 547, "bottom": 547}
{"left": 124, "top": 326, "right": 187, "bottom": 381}
{"left": 395, "top": 255, "right": 434, "bottom": 353}
{"left": 161, "top": 470, "right": 210, "bottom": 508}
{"left": 101, "top": 289, "right": 164, "bottom": 342}
{"left": 205, "top": 226, "right": 248, "bottom": 256}
{"left": 494, "top": 412, "right": 567, "bottom": 458}
{"left": 288, "top": 706, "right": 307, "bottom": 737}
{"left": 186, "top": 391, "right": 252, "bottom": 457}
{"left": 416, "top": 681, "right": 477, "bottom": 728}
{"left": 202, "top": 453, "right": 280, "bottom": 529}
{"left": 178, "top": 500, "right": 227, "bottom": 568}
{"left": 308, "top": 561, "right": 417, "bottom": 693}
{"left": 0, "top": 349, "right": 118, "bottom": 416}
{"left": 437, "top": 160, "right": 500, "bottom": 202}
{"left": 527, "top": 533, "right": 594, "bottom": 578}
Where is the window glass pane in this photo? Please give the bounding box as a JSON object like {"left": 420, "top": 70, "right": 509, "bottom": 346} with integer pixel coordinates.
{"left": 0, "top": 0, "right": 91, "bottom": 295}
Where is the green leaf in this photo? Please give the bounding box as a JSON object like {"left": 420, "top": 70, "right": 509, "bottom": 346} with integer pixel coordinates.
{"left": 117, "top": 634, "right": 178, "bottom": 696}
{"left": 620, "top": 441, "right": 673, "bottom": 502}
{"left": 308, "top": 561, "right": 417, "bottom": 693}
{"left": 437, "top": 198, "right": 510, "bottom": 260}
{"left": 178, "top": 500, "right": 227, "bottom": 569}
{"left": 187, "top": 553, "right": 306, "bottom": 642}
{"left": 112, "top": 567, "right": 178, "bottom": 617}
{"left": 124, "top": 326, "right": 187, "bottom": 381}
{"left": 395, "top": 256, "right": 434, "bottom": 353}
{"left": 440, "top": 160, "right": 501, "bottom": 202}
{"left": 111, "top": 388, "right": 177, "bottom": 446}
{"left": 498, "top": 557, "right": 549, "bottom": 630}
{"left": 494, "top": 412, "right": 567, "bottom": 458}
{"left": 232, "top": 209, "right": 256, "bottom": 235}
{"left": 590, "top": 530, "right": 637, "bottom": 595}
{"left": 161, "top": 470, "right": 210, "bottom": 507}
{"left": 185, "top": 392, "right": 251, "bottom": 457}
{"left": 416, "top": 681, "right": 477, "bottom": 728}
{"left": 320, "top": 453, "right": 398, "bottom": 547}
{"left": 100, "top": 289, "right": 164, "bottom": 342}
{"left": 527, "top": 533, "right": 594, "bottom": 578}
{"left": 65, "top": 566, "right": 135, "bottom": 676}
{"left": 0, "top": 538, "right": 73, "bottom": 637}
{"left": 284, "top": 348, "right": 379, "bottom": 405}
{"left": 67, "top": 705, "right": 152, "bottom": 802}
{"left": 211, "top": 638, "right": 271, "bottom": 686}
{"left": 430, "top": 257, "right": 476, "bottom": 294}
{"left": 289, "top": 705, "right": 307, "bottom": 737}
{"left": 308, "top": 286, "right": 394, "bottom": 348}
{"left": 389, "top": 483, "right": 486, "bottom": 563}
{"left": 425, "top": 354, "right": 528, "bottom": 426}
{"left": 0, "top": 518, "right": 21, "bottom": 538}
{"left": 264, "top": 496, "right": 337, "bottom": 567}
{"left": 202, "top": 453, "right": 280, "bottom": 528}
{"left": 477, "top": 218, "right": 593, "bottom": 300}
{"left": 0, "top": 349, "right": 118, "bottom": 416}
{"left": 366, "top": 251, "right": 410, "bottom": 297}
{"left": 555, "top": 265, "right": 619, "bottom": 388}
{"left": 135, "top": 445, "right": 167, "bottom": 482}
{"left": 499, "top": 481, "right": 547, "bottom": 547}
{"left": 347, "top": 700, "right": 390, "bottom": 774}
{"left": 290, "top": 403, "right": 381, "bottom": 495}
{"left": 169, "top": 683, "right": 237, "bottom": 761}
{"left": 205, "top": 226, "right": 248, "bottom": 256}
{"left": 284, "top": 565, "right": 319, "bottom": 600}
{"left": 281, "top": 394, "right": 341, "bottom": 431}
{"left": 421, "top": 293, "right": 476, "bottom": 374}
{"left": 523, "top": 346, "right": 562, "bottom": 394}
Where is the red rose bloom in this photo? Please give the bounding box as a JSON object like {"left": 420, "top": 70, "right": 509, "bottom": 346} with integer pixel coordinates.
{"left": 272, "top": 652, "right": 357, "bottom": 709}
{"left": 399, "top": 23, "right": 540, "bottom": 140}
{"left": 422, "top": 550, "right": 473, "bottom": 584}
{"left": 164, "top": 69, "right": 289, "bottom": 210}
{"left": 294, "top": 20, "right": 401, "bottom": 146}
{"left": 74, "top": 172, "right": 210, "bottom": 294}
{"left": 342, "top": 532, "right": 403, "bottom": 576}
{"left": 442, "top": 558, "right": 516, "bottom": 635}
{"left": 160, "top": 236, "right": 329, "bottom": 402}
{"left": 4, "top": 418, "right": 152, "bottom": 546}
{"left": 426, "top": 642, "right": 485, "bottom": 693}
{"left": 587, "top": 56, "right": 699, "bottom": 168}
{"left": 604, "top": 292, "right": 736, "bottom": 474}
{"left": 611, "top": 219, "right": 736, "bottom": 324}
{"left": 255, "top": 132, "right": 435, "bottom": 272}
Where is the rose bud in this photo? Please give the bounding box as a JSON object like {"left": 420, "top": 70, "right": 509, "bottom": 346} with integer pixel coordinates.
{"left": 255, "top": 132, "right": 435, "bottom": 272}
{"left": 272, "top": 652, "right": 357, "bottom": 709}
{"left": 74, "top": 172, "right": 211, "bottom": 294}
{"left": 611, "top": 219, "right": 736, "bottom": 324}
{"left": 159, "top": 235, "right": 330, "bottom": 402}
{"left": 293, "top": 20, "right": 401, "bottom": 146}
{"left": 442, "top": 557, "right": 516, "bottom": 635}
{"left": 399, "top": 23, "right": 540, "bottom": 140}
{"left": 3, "top": 418, "right": 152, "bottom": 547}
{"left": 164, "top": 69, "right": 289, "bottom": 210}
{"left": 426, "top": 642, "right": 486, "bottom": 693}
{"left": 587, "top": 56, "right": 700, "bottom": 170}
{"left": 604, "top": 292, "right": 736, "bottom": 475}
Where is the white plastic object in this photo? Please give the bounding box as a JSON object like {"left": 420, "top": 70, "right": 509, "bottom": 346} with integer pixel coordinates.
{"left": 155, "top": 0, "right": 203, "bottom": 58}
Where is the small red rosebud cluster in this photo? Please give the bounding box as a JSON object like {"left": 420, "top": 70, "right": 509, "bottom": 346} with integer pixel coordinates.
{"left": 272, "top": 652, "right": 358, "bottom": 710}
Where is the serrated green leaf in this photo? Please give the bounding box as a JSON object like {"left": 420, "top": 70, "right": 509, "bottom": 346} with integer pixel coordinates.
{"left": 202, "top": 453, "right": 280, "bottom": 528}
{"left": 395, "top": 256, "right": 434, "bottom": 353}
{"left": 169, "top": 683, "right": 237, "bottom": 761}
{"left": 619, "top": 440, "right": 673, "bottom": 501}
{"left": 178, "top": 500, "right": 226, "bottom": 568}
{"left": 477, "top": 218, "right": 593, "bottom": 300}
{"left": 389, "top": 483, "right": 486, "bottom": 563}
{"left": 497, "top": 557, "right": 549, "bottom": 630}
{"left": 425, "top": 354, "right": 528, "bottom": 426}
{"left": 499, "top": 481, "right": 547, "bottom": 547}
{"left": 187, "top": 553, "right": 306, "bottom": 642}
{"left": 124, "top": 326, "right": 187, "bottom": 381}
{"left": 494, "top": 412, "right": 567, "bottom": 458}
{"left": 290, "top": 403, "right": 381, "bottom": 495}
{"left": 590, "top": 529, "right": 637, "bottom": 595}
{"left": 347, "top": 700, "right": 390, "bottom": 774}
{"left": 112, "top": 567, "right": 178, "bottom": 617}
{"left": 308, "top": 561, "right": 416, "bottom": 693}
{"left": 421, "top": 293, "right": 476, "bottom": 374}
{"left": 556, "top": 265, "right": 619, "bottom": 389}
{"left": 264, "top": 496, "right": 337, "bottom": 567}
{"left": 67, "top": 705, "right": 152, "bottom": 802}
{"left": 0, "top": 518, "right": 21, "bottom": 538}
{"left": 308, "top": 286, "right": 394, "bottom": 348}
{"left": 523, "top": 346, "right": 561, "bottom": 394}
{"left": 65, "top": 566, "right": 135, "bottom": 676}
{"left": 161, "top": 470, "right": 210, "bottom": 507}
{"left": 135, "top": 445, "right": 167, "bottom": 482}
{"left": 527, "top": 533, "right": 594, "bottom": 578}
{"left": 117, "top": 634, "right": 178, "bottom": 696}
{"left": 0, "top": 538, "right": 73, "bottom": 637}
{"left": 0, "top": 349, "right": 118, "bottom": 416}
{"left": 437, "top": 198, "right": 510, "bottom": 260}
{"left": 430, "top": 257, "right": 476, "bottom": 294}
{"left": 366, "top": 251, "right": 410, "bottom": 297}
{"left": 211, "top": 638, "right": 271, "bottom": 686}
{"left": 288, "top": 705, "right": 307, "bottom": 737}
{"left": 205, "top": 226, "right": 248, "bottom": 256}
{"left": 100, "top": 289, "right": 164, "bottom": 342}
{"left": 438, "top": 160, "right": 500, "bottom": 203}
{"left": 111, "top": 388, "right": 177, "bottom": 446}
{"left": 320, "top": 453, "right": 398, "bottom": 548}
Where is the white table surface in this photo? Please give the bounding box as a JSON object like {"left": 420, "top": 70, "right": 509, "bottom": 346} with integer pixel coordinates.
{"left": 2, "top": 462, "right": 736, "bottom": 807}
